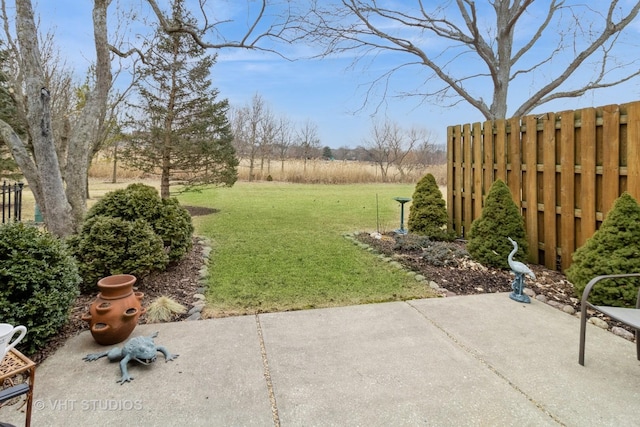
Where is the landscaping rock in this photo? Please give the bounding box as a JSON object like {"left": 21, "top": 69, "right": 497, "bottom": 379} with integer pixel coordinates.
{"left": 612, "top": 326, "right": 635, "bottom": 341}
{"left": 535, "top": 294, "right": 548, "bottom": 303}
{"left": 193, "top": 293, "right": 206, "bottom": 300}
{"left": 188, "top": 305, "right": 203, "bottom": 316}
{"left": 562, "top": 305, "right": 576, "bottom": 315}
{"left": 429, "top": 281, "right": 440, "bottom": 290}
{"left": 186, "top": 312, "right": 202, "bottom": 321}
{"left": 546, "top": 300, "right": 564, "bottom": 309}
{"left": 589, "top": 317, "right": 609, "bottom": 329}
{"left": 389, "top": 261, "right": 404, "bottom": 269}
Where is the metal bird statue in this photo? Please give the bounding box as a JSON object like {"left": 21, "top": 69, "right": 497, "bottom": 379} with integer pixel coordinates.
{"left": 507, "top": 237, "right": 535, "bottom": 303}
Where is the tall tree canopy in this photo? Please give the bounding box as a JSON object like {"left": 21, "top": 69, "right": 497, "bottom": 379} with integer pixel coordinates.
{"left": 123, "top": 0, "right": 238, "bottom": 198}
{"left": 293, "top": 0, "right": 640, "bottom": 120}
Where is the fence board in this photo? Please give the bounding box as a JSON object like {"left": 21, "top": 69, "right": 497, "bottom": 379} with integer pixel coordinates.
{"left": 447, "top": 100, "right": 640, "bottom": 272}
{"left": 543, "top": 113, "right": 557, "bottom": 268}
{"left": 627, "top": 102, "right": 640, "bottom": 199}
{"left": 483, "top": 120, "right": 494, "bottom": 198}
{"left": 495, "top": 120, "right": 507, "bottom": 181}
{"left": 579, "top": 108, "right": 597, "bottom": 248}
{"left": 472, "top": 122, "right": 483, "bottom": 219}
{"left": 523, "top": 115, "right": 539, "bottom": 264}
{"left": 559, "top": 110, "right": 576, "bottom": 271}
{"left": 507, "top": 117, "right": 521, "bottom": 207}
{"left": 447, "top": 126, "right": 455, "bottom": 231}
{"left": 601, "top": 105, "right": 620, "bottom": 215}
{"left": 463, "top": 124, "right": 473, "bottom": 233}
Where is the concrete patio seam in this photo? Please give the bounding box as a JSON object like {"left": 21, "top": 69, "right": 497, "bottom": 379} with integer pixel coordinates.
{"left": 255, "top": 313, "right": 281, "bottom": 427}
{"left": 405, "top": 300, "right": 566, "bottom": 426}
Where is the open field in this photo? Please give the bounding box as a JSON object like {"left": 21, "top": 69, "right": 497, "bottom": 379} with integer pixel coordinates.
{"left": 87, "top": 156, "right": 448, "bottom": 185}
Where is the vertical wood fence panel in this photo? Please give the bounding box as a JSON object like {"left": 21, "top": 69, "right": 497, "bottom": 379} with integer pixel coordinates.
{"left": 559, "top": 110, "right": 575, "bottom": 271}
{"left": 628, "top": 103, "right": 640, "bottom": 197}
{"left": 447, "top": 101, "right": 640, "bottom": 271}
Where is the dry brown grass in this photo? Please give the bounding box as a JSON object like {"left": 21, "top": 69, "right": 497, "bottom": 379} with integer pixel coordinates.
{"left": 88, "top": 156, "right": 448, "bottom": 186}
{"left": 237, "top": 158, "right": 447, "bottom": 185}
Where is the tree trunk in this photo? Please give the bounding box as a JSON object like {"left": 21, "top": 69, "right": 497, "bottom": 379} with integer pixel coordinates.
{"left": 3, "top": 0, "right": 113, "bottom": 237}
{"left": 65, "top": 0, "right": 112, "bottom": 226}
{"left": 15, "top": 0, "right": 73, "bottom": 236}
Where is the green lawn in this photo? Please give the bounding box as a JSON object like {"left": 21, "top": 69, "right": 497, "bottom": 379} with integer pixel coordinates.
{"left": 177, "top": 182, "right": 438, "bottom": 316}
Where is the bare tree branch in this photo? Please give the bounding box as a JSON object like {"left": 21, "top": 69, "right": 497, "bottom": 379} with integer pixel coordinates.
{"left": 145, "top": 0, "right": 293, "bottom": 58}
{"left": 294, "top": 0, "right": 640, "bottom": 121}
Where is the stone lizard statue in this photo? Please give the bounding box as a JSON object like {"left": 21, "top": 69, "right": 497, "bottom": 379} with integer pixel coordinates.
{"left": 83, "top": 332, "right": 178, "bottom": 384}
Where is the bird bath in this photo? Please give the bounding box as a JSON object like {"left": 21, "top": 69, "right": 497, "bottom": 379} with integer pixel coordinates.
{"left": 393, "top": 197, "right": 412, "bottom": 235}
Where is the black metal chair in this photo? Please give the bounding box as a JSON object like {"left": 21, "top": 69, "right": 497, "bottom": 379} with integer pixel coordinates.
{"left": 0, "top": 382, "right": 29, "bottom": 427}
{"left": 579, "top": 273, "right": 640, "bottom": 365}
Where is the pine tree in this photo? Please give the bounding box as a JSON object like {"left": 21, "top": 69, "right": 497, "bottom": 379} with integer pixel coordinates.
{"left": 407, "top": 173, "right": 450, "bottom": 240}
{"left": 467, "top": 179, "right": 528, "bottom": 269}
{"left": 566, "top": 192, "right": 640, "bottom": 307}
{"left": 123, "top": 0, "right": 238, "bottom": 198}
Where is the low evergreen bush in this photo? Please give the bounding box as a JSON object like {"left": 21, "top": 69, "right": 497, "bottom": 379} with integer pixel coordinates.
{"left": 566, "top": 192, "right": 640, "bottom": 307}
{"left": 408, "top": 173, "right": 453, "bottom": 241}
{"left": 0, "top": 222, "right": 80, "bottom": 354}
{"left": 85, "top": 183, "right": 193, "bottom": 262}
{"left": 467, "top": 179, "right": 528, "bottom": 269}
{"left": 70, "top": 216, "right": 168, "bottom": 292}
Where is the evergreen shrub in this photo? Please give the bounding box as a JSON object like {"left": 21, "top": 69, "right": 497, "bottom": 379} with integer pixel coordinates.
{"left": 467, "top": 179, "right": 528, "bottom": 269}
{"left": 0, "top": 222, "right": 80, "bottom": 354}
{"left": 84, "top": 183, "right": 193, "bottom": 262}
{"left": 70, "top": 216, "right": 168, "bottom": 292}
{"left": 407, "top": 173, "right": 452, "bottom": 241}
{"left": 566, "top": 192, "right": 640, "bottom": 307}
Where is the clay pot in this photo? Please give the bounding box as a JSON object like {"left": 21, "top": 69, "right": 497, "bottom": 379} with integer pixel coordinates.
{"left": 82, "top": 274, "right": 146, "bottom": 345}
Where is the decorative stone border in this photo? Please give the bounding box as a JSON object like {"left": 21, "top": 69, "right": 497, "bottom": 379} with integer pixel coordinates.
{"left": 184, "top": 236, "right": 213, "bottom": 321}
{"left": 345, "top": 231, "right": 636, "bottom": 343}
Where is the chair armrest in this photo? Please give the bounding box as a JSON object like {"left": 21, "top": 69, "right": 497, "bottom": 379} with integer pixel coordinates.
{"left": 0, "top": 383, "right": 30, "bottom": 403}
{"left": 581, "top": 273, "right": 640, "bottom": 309}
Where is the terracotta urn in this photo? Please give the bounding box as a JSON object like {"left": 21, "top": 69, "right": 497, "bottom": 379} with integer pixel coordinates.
{"left": 82, "top": 274, "right": 146, "bottom": 345}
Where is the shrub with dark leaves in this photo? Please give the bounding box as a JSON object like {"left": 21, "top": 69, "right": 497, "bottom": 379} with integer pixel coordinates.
{"left": 0, "top": 222, "right": 80, "bottom": 354}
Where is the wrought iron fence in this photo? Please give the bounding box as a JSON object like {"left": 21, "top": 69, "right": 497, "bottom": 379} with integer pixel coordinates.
{"left": 1, "top": 181, "right": 23, "bottom": 223}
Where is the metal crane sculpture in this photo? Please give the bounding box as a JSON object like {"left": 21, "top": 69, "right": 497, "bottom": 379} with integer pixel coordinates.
{"left": 507, "top": 237, "right": 535, "bottom": 303}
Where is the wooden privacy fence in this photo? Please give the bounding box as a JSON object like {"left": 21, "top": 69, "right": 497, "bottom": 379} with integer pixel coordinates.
{"left": 447, "top": 101, "right": 640, "bottom": 272}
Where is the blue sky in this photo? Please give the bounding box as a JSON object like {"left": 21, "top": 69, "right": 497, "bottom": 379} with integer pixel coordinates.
{"left": 32, "top": 0, "right": 640, "bottom": 149}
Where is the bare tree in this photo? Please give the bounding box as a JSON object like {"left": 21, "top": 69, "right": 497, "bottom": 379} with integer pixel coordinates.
{"left": 294, "top": 0, "right": 640, "bottom": 120}
{"left": 276, "top": 116, "right": 294, "bottom": 172}
{"left": 0, "top": 0, "right": 112, "bottom": 236}
{"left": 362, "top": 119, "right": 396, "bottom": 182}
{"left": 230, "top": 94, "right": 266, "bottom": 181}
{"left": 145, "top": 0, "right": 293, "bottom": 55}
{"left": 399, "top": 126, "right": 431, "bottom": 177}
{"left": 258, "top": 105, "right": 278, "bottom": 176}
{"left": 296, "top": 119, "right": 320, "bottom": 172}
